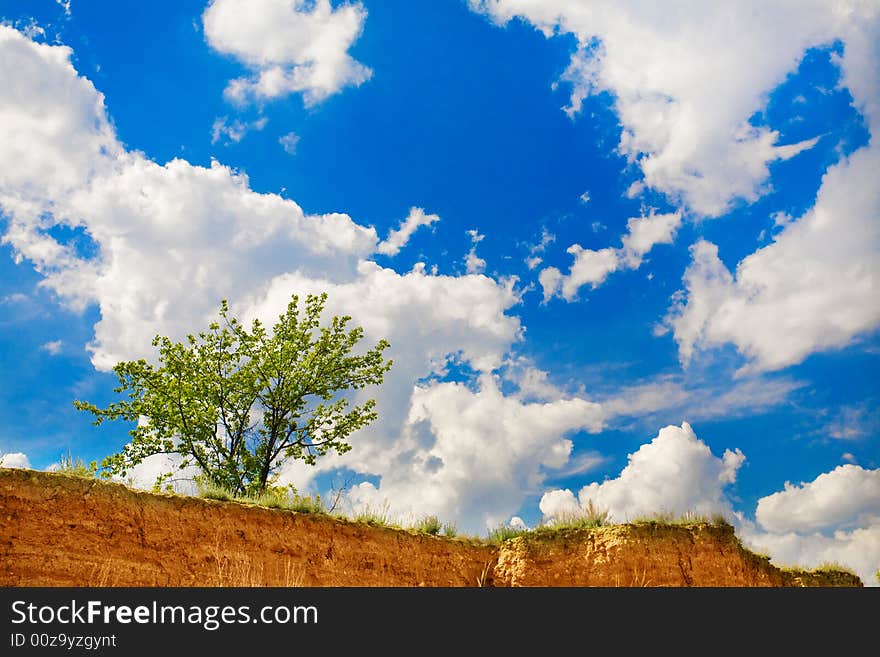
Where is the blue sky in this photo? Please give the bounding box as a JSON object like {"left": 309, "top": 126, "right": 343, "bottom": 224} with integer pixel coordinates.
{"left": 0, "top": 1, "right": 878, "bottom": 582}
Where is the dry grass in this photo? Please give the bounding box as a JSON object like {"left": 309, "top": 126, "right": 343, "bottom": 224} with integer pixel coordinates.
{"left": 89, "top": 560, "right": 116, "bottom": 587}
{"left": 208, "top": 529, "right": 308, "bottom": 586}
{"left": 476, "top": 562, "right": 493, "bottom": 587}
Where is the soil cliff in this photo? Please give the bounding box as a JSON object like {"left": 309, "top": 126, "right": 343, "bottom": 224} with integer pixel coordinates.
{"left": 0, "top": 469, "right": 862, "bottom": 587}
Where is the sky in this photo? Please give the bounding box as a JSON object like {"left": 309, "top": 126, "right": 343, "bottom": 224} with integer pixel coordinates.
{"left": 0, "top": 0, "right": 878, "bottom": 584}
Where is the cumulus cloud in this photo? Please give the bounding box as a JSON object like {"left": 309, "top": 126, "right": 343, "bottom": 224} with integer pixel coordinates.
{"left": 117, "top": 453, "right": 201, "bottom": 495}
{"left": 742, "top": 465, "right": 880, "bottom": 586}
{"left": 203, "top": 0, "right": 371, "bottom": 106}
{"left": 474, "top": 1, "right": 880, "bottom": 369}
{"left": 666, "top": 145, "right": 880, "bottom": 372}
{"left": 0, "top": 452, "right": 31, "bottom": 469}
{"left": 540, "top": 422, "right": 744, "bottom": 523}
{"left": 469, "top": 0, "right": 868, "bottom": 217}
{"left": 540, "top": 211, "right": 680, "bottom": 301}
{"left": 743, "top": 523, "right": 880, "bottom": 587}
{"left": 341, "top": 373, "right": 605, "bottom": 532}
{"left": 755, "top": 465, "right": 880, "bottom": 535}
{"left": 376, "top": 207, "right": 440, "bottom": 257}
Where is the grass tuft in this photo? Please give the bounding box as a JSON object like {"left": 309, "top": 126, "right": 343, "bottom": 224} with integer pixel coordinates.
{"left": 410, "top": 514, "right": 443, "bottom": 535}
{"left": 55, "top": 451, "right": 99, "bottom": 478}
{"left": 486, "top": 524, "right": 529, "bottom": 544}
{"left": 540, "top": 499, "right": 610, "bottom": 531}
{"left": 351, "top": 503, "right": 400, "bottom": 529}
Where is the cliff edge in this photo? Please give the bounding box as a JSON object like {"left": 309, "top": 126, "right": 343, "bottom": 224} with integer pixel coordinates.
{"left": 0, "top": 469, "right": 862, "bottom": 587}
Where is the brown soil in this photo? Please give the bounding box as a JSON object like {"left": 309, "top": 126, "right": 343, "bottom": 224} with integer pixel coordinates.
{"left": 0, "top": 469, "right": 862, "bottom": 587}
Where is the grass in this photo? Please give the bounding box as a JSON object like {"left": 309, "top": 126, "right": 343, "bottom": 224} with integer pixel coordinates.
{"left": 538, "top": 500, "right": 610, "bottom": 531}
{"left": 410, "top": 514, "right": 443, "bottom": 535}
{"left": 804, "top": 561, "right": 859, "bottom": 576}
{"left": 198, "top": 482, "right": 326, "bottom": 515}
{"left": 628, "top": 511, "right": 730, "bottom": 526}
{"left": 54, "top": 451, "right": 100, "bottom": 478}
{"left": 486, "top": 524, "right": 529, "bottom": 544}
{"left": 350, "top": 503, "right": 401, "bottom": 529}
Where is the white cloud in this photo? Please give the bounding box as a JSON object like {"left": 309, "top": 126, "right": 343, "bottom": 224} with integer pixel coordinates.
{"left": 203, "top": 0, "right": 371, "bottom": 106}
{"left": 278, "top": 131, "right": 300, "bottom": 155}
{"left": 524, "top": 255, "right": 542, "bottom": 270}
{"left": 529, "top": 227, "right": 555, "bottom": 254}
{"left": 376, "top": 207, "right": 440, "bottom": 257}
{"left": 211, "top": 116, "right": 267, "bottom": 144}
{"left": 742, "top": 523, "right": 880, "bottom": 587}
{"left": 540, "top": 422, "right": 744, "bottom": 523}
{"left": 341, "top": 373, "right": 605, "bottom": 532}
{"left": 524, "top": 228, "right": 555, "bottom": 270}
{"left": 742, "top": 465, "right": 880, "bottom": 586}
{"left": 473, "top": 1, "right": 880, "bottom": 368}
{"left": 540, "top": 211, "right": 680, "bottom": 301}
{"left": 509, "top": 516, "right": 529, "bottom": 530}
{"left": 619, "top": 212, "right": 682, "bottom": 267}
{"left": 658, "top": 6, "right": 880, "bottom": 372}
{"left": 470, "top": 0, "right": 866, "bottom": 217}
{"left": 0, "top": 452, "right": 31, "bottom": 469}
{"left": 40, "top": 340, "right": 63, "bottom": 355}
{"left": 755, "top": 465, "right": 880, "bottom": 535}
{"left": 119, "top": 453, "right": 201, "bottom": 495}
{"left": 824, "top": 404, "right": 878, "bottom": 441}
{"left": 599, "top": 375, "right": 802, "bottom": 425}
{"left": 465, "top": 229, "right": 487, "bottom": 275}
{"left": 667, "top": 145, "right": 880, "bottom": 372}
{"left": 15, "top": 19, "right": 46, "bottom": 41}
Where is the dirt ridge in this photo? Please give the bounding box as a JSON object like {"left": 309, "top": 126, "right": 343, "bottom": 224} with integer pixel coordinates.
{"left": 0, "top": 469, "right": 862, "bottom": 587}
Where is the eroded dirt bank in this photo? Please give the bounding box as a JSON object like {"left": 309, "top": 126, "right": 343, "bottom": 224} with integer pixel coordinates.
{"left": 0, "top": 469, "right": 862, "bottom": 587}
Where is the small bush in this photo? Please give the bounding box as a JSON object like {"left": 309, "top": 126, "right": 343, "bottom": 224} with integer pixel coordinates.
{"left": 442, "top": 522, "right": 458, "bottom": 538}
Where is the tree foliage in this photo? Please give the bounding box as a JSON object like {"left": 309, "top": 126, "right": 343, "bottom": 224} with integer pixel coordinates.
{"left": 75, "top": 293, "right": 392, "bottom": 495}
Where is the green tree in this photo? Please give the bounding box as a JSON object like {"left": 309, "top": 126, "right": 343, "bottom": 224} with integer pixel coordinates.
{"left": 75, "top": 293, "right": 392, "bottom": 496}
